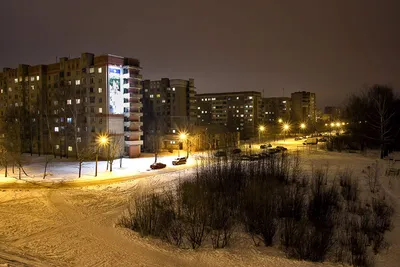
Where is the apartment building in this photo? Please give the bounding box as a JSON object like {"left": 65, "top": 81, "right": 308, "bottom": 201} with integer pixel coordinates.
{"left": 142, "top": 78, "right": 196, "bottom": 152}
{"left": 195, "top": 91, "right": 262, "bottom": 140}
{"left": 290, "top": 91, "right": 316, "bottom": 123}
{"left": 0, "top": 52, "right": 143, "bottom": 158}
{"left": 262, "top": 97, "right": 291, "bottom": 124}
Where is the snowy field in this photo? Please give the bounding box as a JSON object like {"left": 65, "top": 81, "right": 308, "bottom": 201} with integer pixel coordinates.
{"left": 1, "top": 143, "right": 400, "bottom": 266}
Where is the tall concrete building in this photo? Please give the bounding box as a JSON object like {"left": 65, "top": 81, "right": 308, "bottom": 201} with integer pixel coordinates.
{"left": 195, "top": 91, "right": 262, "bottom": 140}
{"left": 0, "top": 53, "right": 143, "bottom": 158}
{"left": 142, "top": 78, "right": 196, "bottom": 152}
{"left": 290, "top": 91, "right": 316, "bottom": 123}
{"left": 262, "top": 97, "right": 291, "bottom": 124}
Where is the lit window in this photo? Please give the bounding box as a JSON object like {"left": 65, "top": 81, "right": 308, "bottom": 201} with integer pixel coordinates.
{"left": 98, "top": 67, "right": 102, "bottom": 73}
{"left": 14, "top": 78, "right": 18, "bottom": 83}
{"left": 53, "top": 100, "right": 58, "bottom": 105}
{"left": 68, "top": 146, "right": 73, "bottom": 152}
{"left": 98, "top": 88, "right": 102, "bottom": 93}
{"left": 0, "top": 89, "right": 3, "bottom": 93}
{"left": 54, "top": 127, "right": 59, "bottom": 132}
{"left": 30, "top": 77, "right": 35, "bottom": 81}
{"left": 89, "top": 67, "right": 95, "bottom": 73}
{"left": 76, "top": 99, "right": 81, "bottom": 104}
{"left": 36, "top": 76, "right": 40, "bottom": 81}
{"left": 25, "top": 77, "right": 28, "bottom": 82}
{"left": 75, "top": 80, "right": 80, "bottom": 85}
{"left": 172, "top": 87, "right": 175, "bottom": 91}
{"left": 67, "top": 118, "right": 72, "bottom": 123}
{"left": 56, "top": 145, "right": 60, "bottom": 150}
{"left": 99, "top": 108, "right": 103, "bottom": 113}
{"left": 172, "top": 130, "right": 176, "bottom": 133}
{"left": 249, "top": 96, "right": 253, "bottom": 99}
{"left": 282, "top": 101, "right": 286, "bottom": 103}
{"left": 31, "top": 85, "right": 35, "bottom": 90}
{"left": 68, "top": 80, "right": 72, "bottom": 85}
{"left": 77, "top": 127, "right": 80, "bottom": 132}
{"left": 197, "top": 107, "right": 200, "bottom": 109}
{"left": 236, "top": 97, "right": 239, "bottom": 100}
{"left": 77, "top": 137, "right": 81, "bottom": 143}
{"left": 67, "top": 99, "right": 72, "bottom": 105}
{"left": 149, "top": 94, "right": 154, "bottom": 98}
{"left": 162, "top": 99, "right": 166, "bottom": 103}
{"left": 156, "top": 94, "right": 160, "bottom": 98}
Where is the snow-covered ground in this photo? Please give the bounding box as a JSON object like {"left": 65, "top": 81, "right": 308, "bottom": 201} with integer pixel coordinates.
{"left": 1, "top": 145, "right": 400, "bottom": 266}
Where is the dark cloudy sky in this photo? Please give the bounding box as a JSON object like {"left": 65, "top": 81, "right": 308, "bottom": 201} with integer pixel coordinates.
{"left": 0, "top": 0, "right": 399, "bottom": 107}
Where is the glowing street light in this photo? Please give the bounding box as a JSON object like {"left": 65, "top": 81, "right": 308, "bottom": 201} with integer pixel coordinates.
{"left": 278, "top": 118, "right": 283, "bottom": 124}
{"left": 336, "top": 122, "right": 341, "bottom": 127}
{"left": 258, "top": 125, "right": 265, "bottom": 143}
{"left": 178, "top": 132, "right": 189, "bottom": 158}
{"left": 300, "top": 123, "right": 306, "bottom": 129}
{"left": 95, "top": 133, "right": 109, "bottom": 177}
{"left": 282, "top": 123, "right": 290, "bottom": 141}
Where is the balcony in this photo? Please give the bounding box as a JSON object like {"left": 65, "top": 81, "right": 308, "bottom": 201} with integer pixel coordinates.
{"left": 130, "top": 101, "right": 143, "bottom": 108}
{"left": 125, "top": 140, "right": 143, "bottom": 146}
{"left": 129, "top": 93, "right": 142, "bottom": 99}
{"left": 133, "top": 74, "right": 143, "bottom": 80}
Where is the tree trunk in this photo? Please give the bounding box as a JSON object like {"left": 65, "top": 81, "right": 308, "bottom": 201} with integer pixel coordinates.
{"left": 120, "top": 156, "right": 122, "bottom": 168}
{"left": 79, "top": 161, "right": 82, "bottom": 178}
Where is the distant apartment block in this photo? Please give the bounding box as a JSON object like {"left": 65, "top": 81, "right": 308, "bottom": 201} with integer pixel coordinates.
{"left": 142, "top": 78, "right": 196, "bottom": 152}
{"left": 290, "top": 91, "right": 316, "bottom": 123}
{"left": 0, "top": 52, "right": 143, "bottom": 158}
{"left": 323, "top": 106, "right": 343, "bottom": 121}
{"left": 195, "top": 91, "right": 262, "bottom": 140}
{"left": 262, "top": 97, "right": 291, "bottom": 124}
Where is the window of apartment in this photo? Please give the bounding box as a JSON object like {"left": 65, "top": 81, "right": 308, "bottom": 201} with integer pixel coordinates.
{"left": 30, "top": 77, "right": 35, "bottom": 81}
{"left": 98, "top": 97, "right": 102, "bottom": 103}
{"left": 98, "top": 78, "right": 102, "bottom": 83}
{"left": 60, "top": 117, "right": 64, "bottom": 122}
{"left": 172, "top": 129, "right": 176, "bottom": 133}
{"left": 68, "top": 80, "right": 72, "bottom": 85}
{"left": 99, "top": 108, "right": 103, "bottom": 113}
{"left": 56, "top": 145, "right": 60, "bottom": 150}
{"left": 53, "top": 100, "right": 58, "bottom": 105}
{"left": 90, "top": 97, "right": 95, "bottom": 103}
{"left": 68, "top": 146, "right": 73, "bottom": 152}
{"left": 77, "top": 127, "right": 80, "bottom": 132}
{"left": 90, "top": 77, "right": 94, "bottom": 84}
{"left": 25, "top": 77, "right": 28, "bottom": 82}
{"left": 67, "top": 118, "right": 72, "bottom": 123}
{"left": 14, "top": 78, "right": 18, "bottom": 83}
{"left": 156, "top": 94, "right": 160, "bottom": 98}
{"left": 90, "top": 107, "right": 95, "bottom": 113}
{"left": 36, "top": 76, "right": 40, "bottom": 81}
{"left": 144, "top": 89, "right": 148, "bottom": 92}
{"left": 90, "top": 87, "right": 94, "bottom": 93}
{"left": 98, "top": 88, "right": 102, "bottom": 93}
{"left": 172, "top": 87, "right": 175, "bottom": 91}
{"left": 149, "top": 94, "right": 154, "bottom": 98}
{"left": 54, "top": 127, "right": 59, "bottom": 132}
{"left": 89, "top": 67, "right": 95, "bottom": 74}
{"left": 99, "top": 118, "right": 102, "bottom": 124}
{"left": 76, "top": 137, "right": 81, "bottom": 143}
{"left": 98, "top": 67, "right": 102, "bottom": 73}
{"left": 75, "top": 80, "right": 80, "bottom": 85}
{"left": 161, "top": 99, "right": 166, "bottom": 103}
{"left": 76, "top": 99, "right": 81, "bottom": 104}
{"left": 8, "top": 88, "right": 12, "bottom": 92}
{"left": 67, "top": 99, "right": 72, "bottom": 105}
{"left": 0, "top": 89, "right": 3, "bottom": 94}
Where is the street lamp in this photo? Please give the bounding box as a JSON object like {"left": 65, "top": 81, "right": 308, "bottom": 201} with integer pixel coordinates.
{"left": 258, "top": 125, "right": 265, "bottom": 144}
{"left": 179, "top": 132, "right": 188, "bottom": 158}
{"left": 95, "top": 133, "right": 109, "bottom": 177}
{"left": 282, "top": 124, "right": 290, "bottom": 141}
{"left": 278, "top": 118, "right": 283, "bottom": 124}
{"left": 300, "top": 123, "right": 306, "bottom": 136}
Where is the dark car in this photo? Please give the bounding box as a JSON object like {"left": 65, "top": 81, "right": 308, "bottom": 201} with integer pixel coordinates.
{"left": 214, "top": 151, "right": 227, "bottom": 157}
{"left": 276, "top": 146, "right": 288, "bottom": 151}
{"left": 260, "top": 144, "right": 267, "bottom": 149}
{"left": 150, "top": 162, "right": 166, "bottom": 170}
{"left": 267, "top": 143, "right": 272, "bottom": 147}
{"left": 267, "top": 148, "right": 280, "bottom": 154}
{"left": 294, "top": 137, "right": 302, "bottom": 141}
{"left": 318, "top": 137, "right": 328, "bottom": 142}
{"left": 231, "top": 148, "right": 242, "bottom": 154}
{"left": 172, "top": 157, "right": 187, "bottom": 165}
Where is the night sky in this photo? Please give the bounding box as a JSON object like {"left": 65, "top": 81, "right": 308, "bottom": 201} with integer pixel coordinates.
{"left": 0, "top": 0, "right": 399, "bottom": 108}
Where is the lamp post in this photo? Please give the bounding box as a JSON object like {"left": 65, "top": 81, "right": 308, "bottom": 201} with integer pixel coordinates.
{"left": 258, "top": 125, "right": 265, "bottom": 144}
{"left": 179, "top": 132, "right": 188, "bottom": 158}
{"left": 283, "top": 124, "right": 290, "bottom": 142}
{"left": 300, "top": 123, "right": 306, "bottom": 136}
{"left": 95, "top": 134, "right": 109, "bottom": 177}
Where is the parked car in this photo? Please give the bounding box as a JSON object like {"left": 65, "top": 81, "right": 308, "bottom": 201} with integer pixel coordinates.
{"left": 172, "top": 157, "right": 187, "bottom": 165}
{"left": 231, "top": 148, "right": 242, "bottom": 154}
{"left": 240, "top": 155, "right": 252, "bottom": 161}
{"left": 267, "top": 143, "right": 272, "bottom": 147}
{"left": 267, "top": 148, "right": 280, "bottom": 154}
{"left": 303, "top": 137, "right": 318, "bottom": 145}
{"left": 150, "top": 162, "right": 166, "bottom": 169}
{"left": 276, "top": 146, "right": 288, "bottom": 151}
{"left": 294, "top": 137, "right": 302, "bottom": 141}
{"left": 214, "top": 151, "right": 227, "bottom": 157}
{"left": 260, "top": 144, "right": 267, "bottom": 149}
{"left": 318, "top": 137, "right": 328, "bottom": 142}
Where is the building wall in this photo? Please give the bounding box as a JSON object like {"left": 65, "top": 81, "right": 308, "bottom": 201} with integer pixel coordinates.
{"left": 195, "top": 91, "right": 262, "bottom": 140}
{"left": 142, "top": 78, "right": 196, "bottom": 152}
{"left": 262, "top": 97, "right": 291, "bottom": 124}
{"left": 290, "top": 91, "right": 316, "bottom": 123}
{"left": 0, "top": 52, "right": 143, "bottom": 158}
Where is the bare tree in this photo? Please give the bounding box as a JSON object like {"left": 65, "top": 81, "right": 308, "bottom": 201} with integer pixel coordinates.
{"left": 107, "top": 133, "right": 124, "bottom": 172}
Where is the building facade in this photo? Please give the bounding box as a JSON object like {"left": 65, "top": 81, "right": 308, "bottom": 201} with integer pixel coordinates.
{"left": 262, "top": 97, "right": 291, "bottom": 124}
{"left": 0, "top": 52, "right": 143, "bottom": 158}
{"left": 195, "top": 91, "right": 262, "bottom": 140}
{"left": 142, "top": 78, "right": 196, "bottom": 152}
{"left": 290, "top": 91, "right": 316, "bottom": 123}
